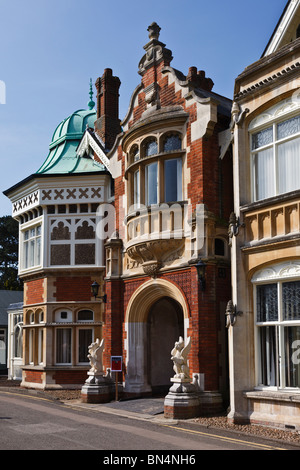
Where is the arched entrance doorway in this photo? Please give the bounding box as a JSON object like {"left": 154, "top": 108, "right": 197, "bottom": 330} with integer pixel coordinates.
{"left": 148, "top": 296, "right": 184, "bottom": 395}
{"left": 124, "top": 279, "right": 189, "bottom": 396}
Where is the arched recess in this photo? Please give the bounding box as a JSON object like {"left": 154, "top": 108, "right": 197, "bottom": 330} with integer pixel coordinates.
{"left": 124, "top": 278, "right": 190, "bottom": 395}
{"left": 125, "top": 278, "right": 189, "bottom": 323}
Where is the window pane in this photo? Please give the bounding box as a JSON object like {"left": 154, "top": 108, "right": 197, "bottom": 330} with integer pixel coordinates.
{"left": 252, "top": 126, "right": 273, "bottom": 149}
{"left": 164, "top": 159, "right": 182, "bottom": 202}
{"left": 277, "top": 115, "right": 300, "bottom": 140}
{"left": 134, "top": 169, "right": 140, "bottom": 206}
{"left": 36, "top": 236, "right": 41, "bottom": 266}
{"left": 282, "top": 281, "right": 300, "bottom": 320}
{"left": 278, "top": 137, "right": 300, "bottom": 194}
{"left": 56, "top": 328, "right": 71, "bottom": 363}
{"left": 256, "top": 284, "right": 278, "bottom": 322}
{"left": 30, "top": 240, "right": 35, "bottom": 266}
{"left": 284, "top": 326, "right": 300, "bottom": 388}
{"left": 145, "top": 139, "right": 158, "bottom": 156}
{"left": 78, "top": 329, "right": 93, "bottom": 363}
{"left": 78, "top": 310, "right": 93, "bottom": 321}
{"left": 258, "top": 326, "right": 278, "bottom": 386}
{"left": 254, "top": 148, "right": 274, "bottom": 200}
{"left": 24, "top": 242, "right": 29, "bottom": 268}
{"left": 145, "top": 162, "right": 158, "bottom": 205}
{"left": 163, "top": 134, "right": 181, "bottom": 152}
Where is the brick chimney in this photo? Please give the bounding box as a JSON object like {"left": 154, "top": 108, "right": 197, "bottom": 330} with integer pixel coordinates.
{"left": 94, "top": 69, "right": 121, "bottom": 150}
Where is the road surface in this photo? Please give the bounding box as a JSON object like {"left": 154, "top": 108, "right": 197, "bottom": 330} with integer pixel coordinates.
{"left": 0, "top": 389, "right": 298, "bottom": 455}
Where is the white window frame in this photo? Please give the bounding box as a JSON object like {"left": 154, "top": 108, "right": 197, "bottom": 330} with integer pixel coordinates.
{"left": 253, "top": 261, "right": 300, "bottom": 391}
{"left": 21, "top": 222, "right": 42, "bottom": 271}
{"left": 249, "top": 93, "right": 300, "bottom": 202}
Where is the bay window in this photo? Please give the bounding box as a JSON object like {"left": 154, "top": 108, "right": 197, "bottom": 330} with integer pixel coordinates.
{"left": 127, "top": 131, "right": 183, "bottom": 209}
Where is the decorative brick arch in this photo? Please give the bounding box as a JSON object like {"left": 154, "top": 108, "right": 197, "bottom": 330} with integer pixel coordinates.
{"left": 124, "top": 278, "right": 190, "bottom": 395}
{"left": 125, "top": 278, "right": 190, "bottom": 324}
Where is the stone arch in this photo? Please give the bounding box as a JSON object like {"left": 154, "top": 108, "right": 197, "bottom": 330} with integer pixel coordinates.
{"left": 125, "top": 278, "right": 189, "bottom": 324}
{"left": 124, "top": 278, "right": 189, "bottom": 395}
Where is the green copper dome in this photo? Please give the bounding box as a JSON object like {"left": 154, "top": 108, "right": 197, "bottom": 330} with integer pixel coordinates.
{"left": 36, "top": 80, "right": 106, "bottom": 175}
{"left": 36, "top": 107, "right": 105, "bottom": 175}
{"left": 49, "top": 108, "right": 96, "bottom": 149}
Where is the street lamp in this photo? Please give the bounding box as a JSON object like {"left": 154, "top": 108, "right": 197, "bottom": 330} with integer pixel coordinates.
{"left": 196, "top": 259, "right": 206, "bottom": 291}
{"left": 91, "top": 281, "right": 107, "bottom": 303}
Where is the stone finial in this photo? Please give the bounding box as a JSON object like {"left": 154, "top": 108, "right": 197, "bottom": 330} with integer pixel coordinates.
{"left": 147, "top": 22, "right": 161, "bottom": 40}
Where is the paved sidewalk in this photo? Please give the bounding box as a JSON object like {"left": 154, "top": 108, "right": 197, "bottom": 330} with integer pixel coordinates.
{"left": 62, "top": 396, "right": 169, "bottom": 422}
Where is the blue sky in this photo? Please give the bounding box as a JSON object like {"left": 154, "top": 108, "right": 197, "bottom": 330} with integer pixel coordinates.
{"left": 0, "top": 0, "right": 287, "bottom": 216}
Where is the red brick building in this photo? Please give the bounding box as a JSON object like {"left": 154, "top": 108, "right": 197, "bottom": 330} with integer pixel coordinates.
{"left": 5, "top": 24, "right": 233, "bottom": 411}
{"left": 4, "top": 99, "right": 111, "bottom": 389}
{"left": 80, "top": 23, "right": 233, "bottom": 410}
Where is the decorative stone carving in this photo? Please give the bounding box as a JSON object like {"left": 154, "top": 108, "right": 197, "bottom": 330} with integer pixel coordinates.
{"left": 164, "top": 335, "right": 200, "bottom": 419}
{"left": 138, "top": 23, "right": 173, "bottom": 76}
{"left": 86, "top": 338, "right": 105, "bottom": 382}
{"left": 171, "top": 336, "right": 191, "bottom": 382}
{"left": 81, "top": 338, "right": 115, "bottom": 403}
{"left": 126, "top": 238, "right": 185, "bottom": 277}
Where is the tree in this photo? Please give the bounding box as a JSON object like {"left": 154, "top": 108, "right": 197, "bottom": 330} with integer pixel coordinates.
{"left": 0, "top": 215, "right": 22, "bottom": 290}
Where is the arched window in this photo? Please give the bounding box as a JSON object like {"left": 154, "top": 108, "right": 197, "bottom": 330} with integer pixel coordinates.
{"left": 143, "top": 138, "right": 158, "bottom": 157}
{"left": 163, "top": 133, "right": 181, "bottom": 152}
{"left": 130, "top": 145, "right": 140, "bottom": 163}
{"left": 14, "top": 323, "right": 23, "bottom": 358}
{"left": 77, "top": 309, "right": 94, "bottom": 322}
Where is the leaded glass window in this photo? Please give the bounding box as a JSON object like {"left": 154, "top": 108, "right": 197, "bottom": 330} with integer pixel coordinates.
{"left": 257, "top": 284, "right": 278, "bottom": 322}
{"left": 144, "top": 139, "right": 158, "bottom": 157}
{"left": 163, "top": 134, "right": 182, "bottom": 152}
{"left": 282, "top": 281, "right": 300, "bottom": 320}
{"left": 255, "top": 273, "right": 300, "bottom": 390}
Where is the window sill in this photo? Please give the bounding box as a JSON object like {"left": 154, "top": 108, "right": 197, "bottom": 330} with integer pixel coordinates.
{"left": 244, "top": 389, "right": 300, "bottom": 403}
{"left": 241, "top": 188, "right": 300, "bottom": 213}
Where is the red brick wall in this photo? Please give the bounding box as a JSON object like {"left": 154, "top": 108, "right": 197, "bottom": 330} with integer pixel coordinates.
{"left": 25, "top": 278, "right": 45, "bottom": 305}
{"left": 24, "top": 369, "right": 43, "bottom": 384}
{"left": 103, "top": 279, "right": 124, "bottom": 371}
{"left": 53, "top": 370, "right": 88, "bottom": 385}
{"left": 55, "top": 276, "right": 92, "bottom": 301}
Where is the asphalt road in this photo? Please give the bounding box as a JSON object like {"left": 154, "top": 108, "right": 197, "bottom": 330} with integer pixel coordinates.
{"left": 0, "top": 389, "right": 298, "bottom": 455}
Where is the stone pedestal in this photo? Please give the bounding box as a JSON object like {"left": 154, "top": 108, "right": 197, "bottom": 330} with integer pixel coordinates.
{"left": 81, "top": 372, "right": 114, "bottom": 404}
{"left": 164, "top": 378, "right": 200, "bottom": 419}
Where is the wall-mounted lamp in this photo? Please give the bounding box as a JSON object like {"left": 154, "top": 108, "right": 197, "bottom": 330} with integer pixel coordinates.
{"left": 225, "top": 300, "right": 242, "bottom": 328}
{"left": 196, "top": 259, "right": 206, "bottom": 291}
{"left": 91, "top": 281, "right": 107, "bottom": 303}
